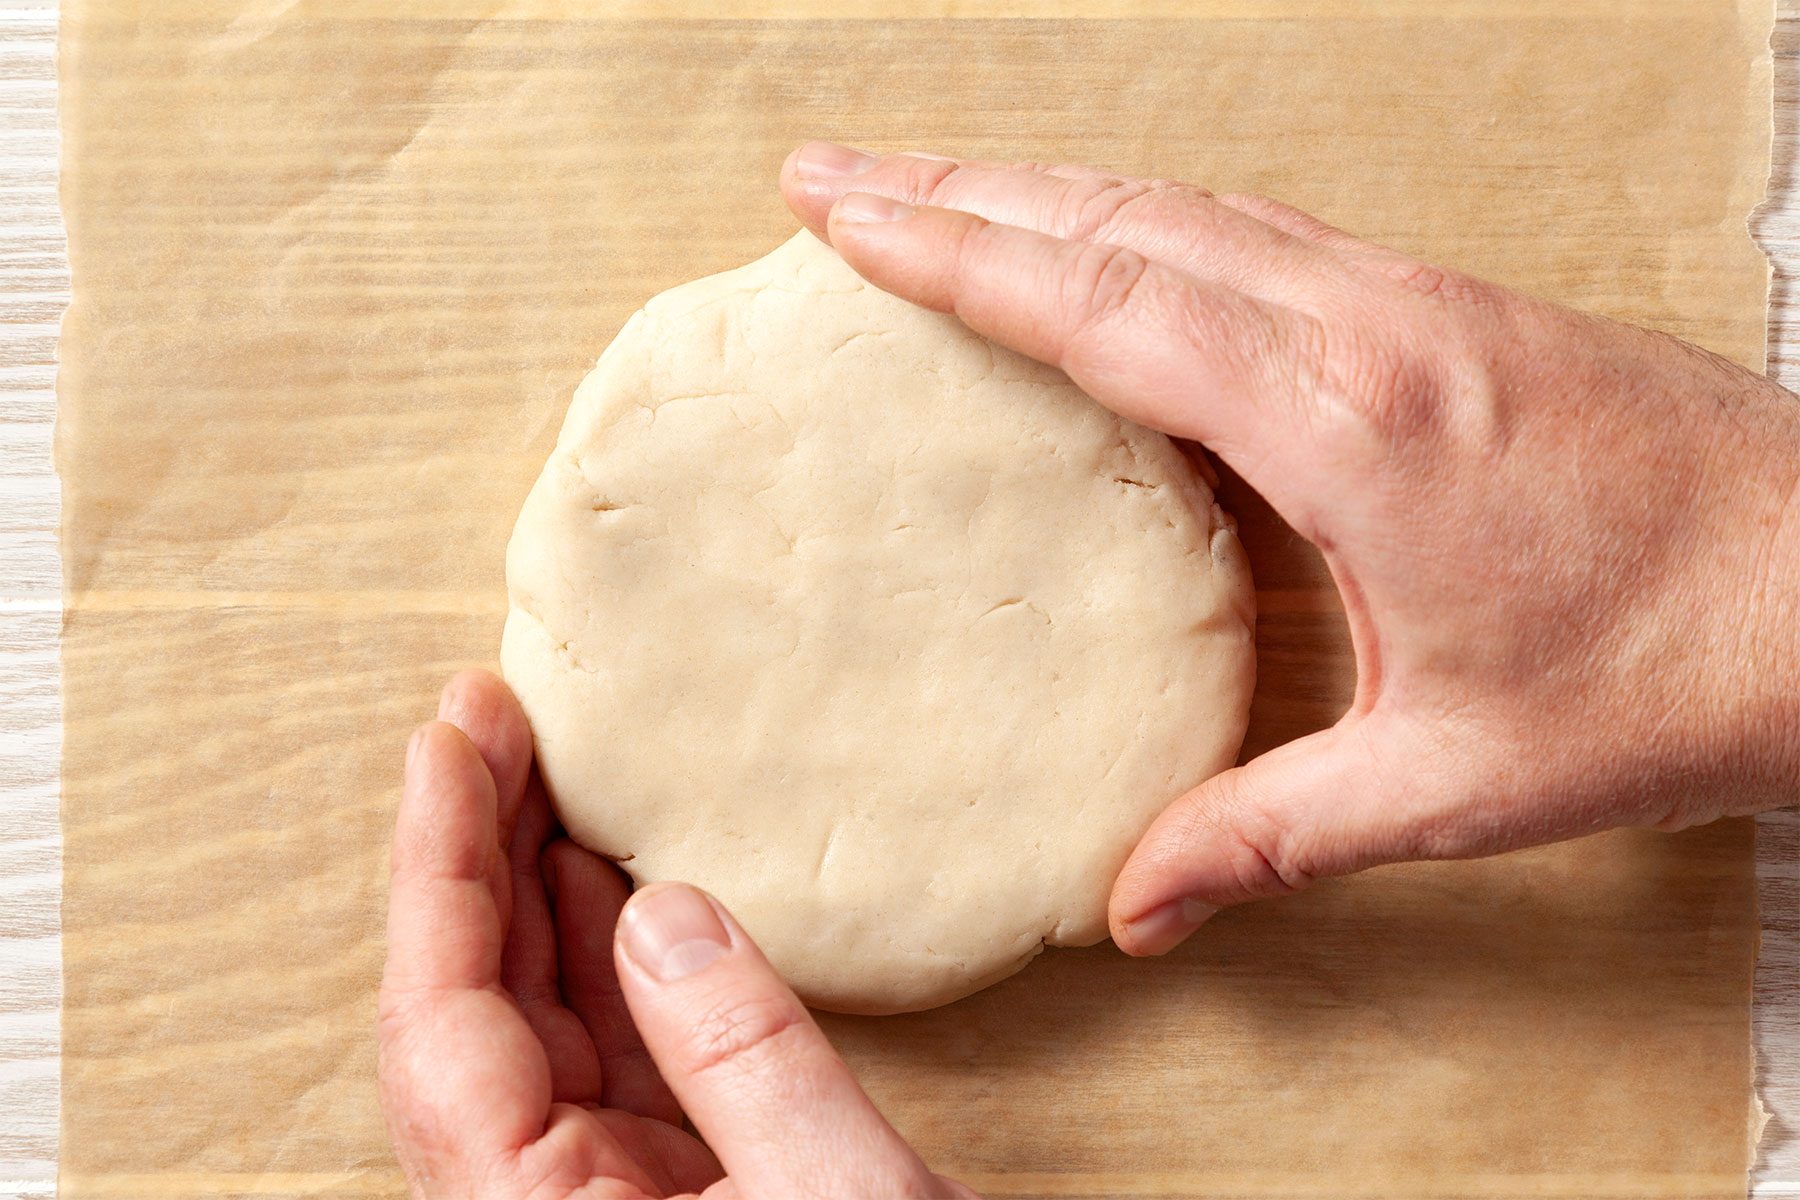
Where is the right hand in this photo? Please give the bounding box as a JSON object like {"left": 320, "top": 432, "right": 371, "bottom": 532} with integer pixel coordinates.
{"left": 781, "top": 143, "right": 1800, "bottom": 955}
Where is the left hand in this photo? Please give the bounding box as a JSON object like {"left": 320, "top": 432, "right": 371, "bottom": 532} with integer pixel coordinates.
{"left": 378, "top": 669, "right": 974, "bottom": 1199}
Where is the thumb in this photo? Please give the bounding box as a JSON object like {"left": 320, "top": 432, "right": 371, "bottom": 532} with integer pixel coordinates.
{"left": 613, "top": 883, "right": 973, "bottom": 1200}
{"left": 1108, "top": 719, "right": 1449, "bottom": 956}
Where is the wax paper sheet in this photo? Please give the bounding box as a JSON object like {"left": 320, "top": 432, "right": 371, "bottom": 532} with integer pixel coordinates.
{"left": 58, "top": 1, "right": 1771, "bottom": 1196}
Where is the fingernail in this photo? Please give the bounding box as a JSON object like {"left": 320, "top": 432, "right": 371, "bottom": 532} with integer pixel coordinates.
{"left": 795, "top": 140, "right": 877, "bottom": 179}
{"left": 1124, "top": 897, "right": 1217, "bottom": 956}
{"left": 899, "top": 151, "right": 956, "bottom": 162}
{"left": 836, "top": 192, "right": 914, "bottom": 224}
{"left": 405, "top": 726, "right": 426, "bottom": 772}
{"left": 622, "top": 884, "right": 732, "bottom": 982}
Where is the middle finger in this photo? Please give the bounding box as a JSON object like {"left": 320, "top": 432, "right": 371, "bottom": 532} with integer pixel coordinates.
{"left": 502, "top": 782, "right": 604, "bottom": 1102}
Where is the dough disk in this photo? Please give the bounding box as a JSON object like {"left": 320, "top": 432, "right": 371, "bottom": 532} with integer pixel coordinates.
{"left": 501, "top": 231, "right": 1255, "bottom": 1014}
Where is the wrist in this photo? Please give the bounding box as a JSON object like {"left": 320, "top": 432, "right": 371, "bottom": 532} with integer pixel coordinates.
{"left": 1751, "top": 450, "right": 1800, "bottom": 793}
{"left": 1719, "top": 394, "right": 1800, "bottom": 811}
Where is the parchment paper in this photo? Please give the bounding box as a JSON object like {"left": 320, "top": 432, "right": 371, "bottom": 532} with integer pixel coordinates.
{"left": 58, "top": 2, "right": 1772, "bottom": 1196}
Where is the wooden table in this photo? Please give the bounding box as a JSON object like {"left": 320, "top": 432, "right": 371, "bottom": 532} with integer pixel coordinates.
{"left": 0, "top": 2, "right": 1794, "bottom": 1196}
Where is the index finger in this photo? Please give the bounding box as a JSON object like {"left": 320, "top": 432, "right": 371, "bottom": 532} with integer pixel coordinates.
{"left": 825, "top": 195, "right": 1308, "bottom": 457}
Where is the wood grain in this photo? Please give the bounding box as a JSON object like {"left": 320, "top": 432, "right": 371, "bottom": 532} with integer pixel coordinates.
{"left": 1, "top": 3, "right": 1795, "bottom": 1198}
{"left": 0, "top": 4, "right": 62, "bottom": 1198}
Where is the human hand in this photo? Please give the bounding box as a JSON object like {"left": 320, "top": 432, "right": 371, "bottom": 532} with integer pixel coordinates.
{"left": 781, "top": 143, "right": 1800, "bottom": 955}
{"left": 378, "top": 670, "right": 975, "bottom": 1199}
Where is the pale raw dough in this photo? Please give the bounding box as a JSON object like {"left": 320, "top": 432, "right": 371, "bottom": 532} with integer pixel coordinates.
{"left": 501, "top": 231, "right": 1255, "bottom": 1014}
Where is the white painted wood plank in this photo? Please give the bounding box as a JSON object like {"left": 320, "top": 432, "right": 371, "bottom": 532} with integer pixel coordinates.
{"left": 0, "top": 7, "right": 58, "bottom": 1199}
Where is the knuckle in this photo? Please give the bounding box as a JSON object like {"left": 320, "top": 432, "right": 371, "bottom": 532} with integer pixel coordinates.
{"left": 918, "top": 160, "right": 979, "bottom": 208}
{"left": 1218, "top": 191, "right": 1317, "bottom": 233}
{"left": 1145, "top": 176, "right": 1208, "bottom": 196}
{"left": 1213, "top": 191, "right": 1305, "bottom": 232}
{"left": 1065, "top": 240, "right": 1154, "bottom": 335}
{"left": 1066, "top": 177, "right": 1208, "bottom": 243}
{"left": 1305, "top": 317, "right": 1443, "bottom": 449}
{"left": 1063, "top": 176, "right": 1158, "bottom": 241}
{"left": 1389, "top": 259, "right": 1449, "bottom": 298}
{"left": 1170, "top": 798, "right": 1315, "bottom": 903}
{"left": 1215, "top": 813, "right": 1316, "bottom": 900}
{"left": 1353, "top": 355, "right": 1437, "bottom": 440}
{"left": 1214, "top": 190, "right": 1274, "bottom": 212}
{"left": 1378, "top": 256, "right": 1491, "bottom": 307}
{"left": 679, "top": 990, "right": 810, "bottom": 1080}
